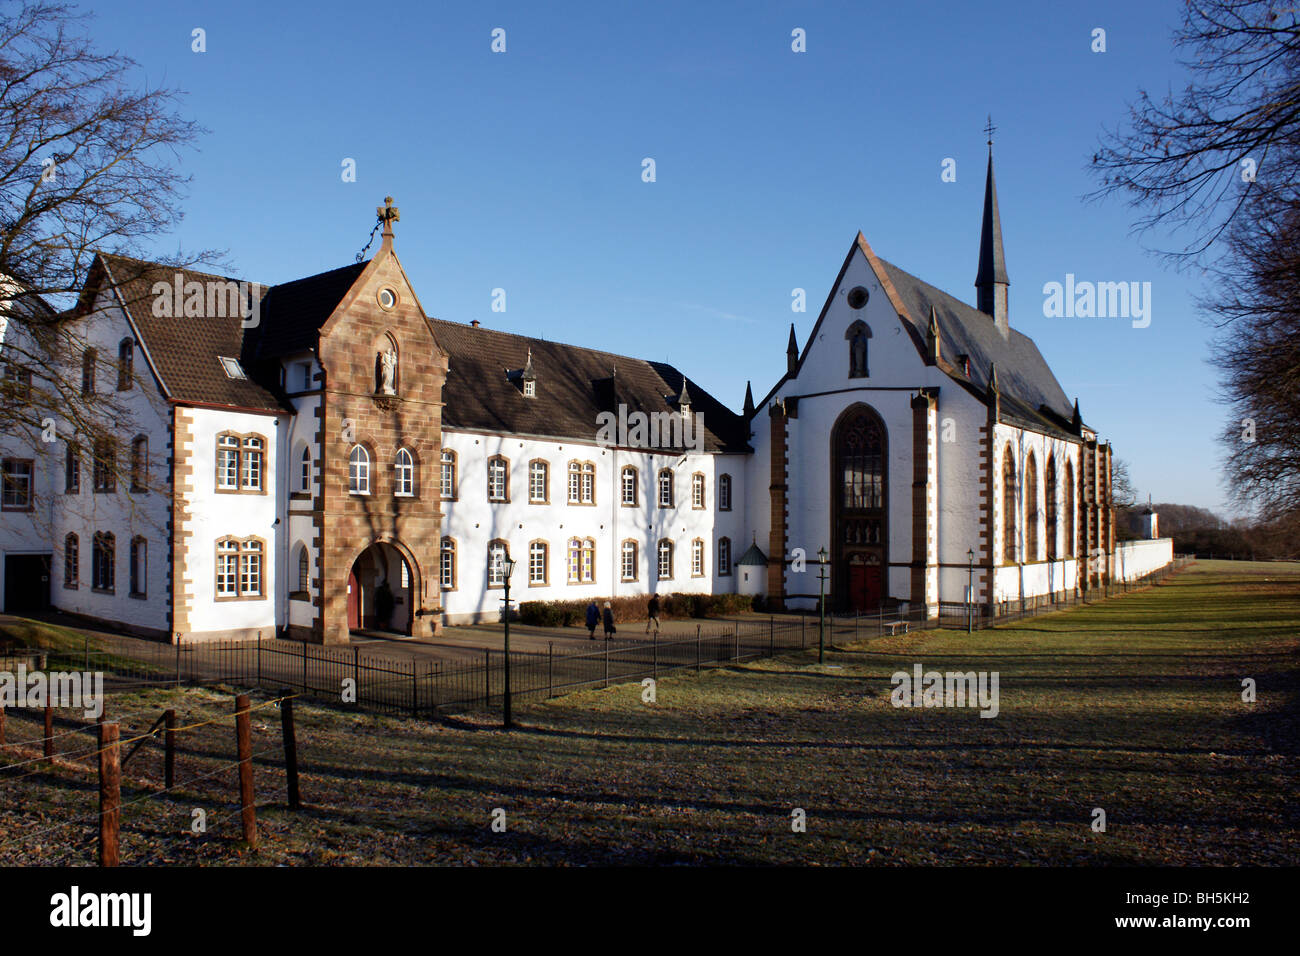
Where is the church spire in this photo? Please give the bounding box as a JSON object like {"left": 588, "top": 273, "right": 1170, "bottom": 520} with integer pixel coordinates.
{"left": 786, "top": 323, "right": 799, "bottom": 375}
{"left": 743, "top": 380, "right": 755, "bottom": 418}
{"left": 975, "top": 122, "right": 1010, "bottom": 337}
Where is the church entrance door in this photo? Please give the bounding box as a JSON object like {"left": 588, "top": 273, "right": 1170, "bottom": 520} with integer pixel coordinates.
{"left": 831, "top": 404, "right": 888, "bottom": 613}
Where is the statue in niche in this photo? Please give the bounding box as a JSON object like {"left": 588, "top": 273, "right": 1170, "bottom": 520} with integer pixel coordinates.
{"left": 850, "top": 327, "right": 869, "bottom": 377}
{"left": 378, "top": 347, "right": 398, "bottom": 395}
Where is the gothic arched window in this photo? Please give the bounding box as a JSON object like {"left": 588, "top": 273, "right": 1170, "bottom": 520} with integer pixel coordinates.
{"left": 1025, "top": 451, "right": 1040, "bottom": 562}
{"left": 1065, "top": 460, "right": 1076, "bottom": 558}
{"left": 1045, "top": 455, "right": 1058, "bottom": 561}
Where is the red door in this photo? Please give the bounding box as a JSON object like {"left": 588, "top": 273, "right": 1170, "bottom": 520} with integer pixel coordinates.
{"left": 849, "top": 565, "right": 868, "bottom": 612}
{"left": 863, "top": 566, "right": 882, "bottom": 610}
{"left": 347, "top": 570, "right": 360, "bottom": 630}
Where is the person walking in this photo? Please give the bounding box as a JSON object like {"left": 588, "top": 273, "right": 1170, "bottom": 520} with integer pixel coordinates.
{"left": 602, "top": 601, "right": 617, "bottom": 641}
{"left": 585, "top": 600, "right": 599, "bottom": 640}
{"left": 646, "top": 594, "right": 661, "bottom": 635}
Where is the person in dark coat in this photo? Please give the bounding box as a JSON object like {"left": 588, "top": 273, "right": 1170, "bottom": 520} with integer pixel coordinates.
{"left": 602, "top": 601, "right": 616, "bottom": 640}
{"left": 585, "top": 600, "right": 599, "bottom": 639}
{"left": 646, "top": 594, "right": 661, "bottom": 635}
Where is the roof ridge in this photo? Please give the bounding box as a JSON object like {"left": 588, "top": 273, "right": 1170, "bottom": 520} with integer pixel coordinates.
{"left": 96, "top": 251, "right": 259, "bottom": 288}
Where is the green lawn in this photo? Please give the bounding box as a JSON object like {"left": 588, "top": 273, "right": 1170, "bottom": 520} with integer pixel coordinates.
{"left": 1, "top": 559, "right": 1295, "bottom": 865}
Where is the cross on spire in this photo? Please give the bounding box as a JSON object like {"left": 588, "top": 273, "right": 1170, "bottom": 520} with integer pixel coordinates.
{"left": 984, "top": 114, "right": 997, "bottom": 147}
{"left": 378, "top": 196, "right": 400, "bottom": 241}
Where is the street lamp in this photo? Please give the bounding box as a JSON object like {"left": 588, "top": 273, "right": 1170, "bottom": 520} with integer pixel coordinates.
{"left": 966, "top": 548, "right": 975, "bottom": 634}
{"left": 501, "top": 547, "right": 517, "bottom": 729}
{"left": 817, "top": 547, "right": 828, "bottom": 663}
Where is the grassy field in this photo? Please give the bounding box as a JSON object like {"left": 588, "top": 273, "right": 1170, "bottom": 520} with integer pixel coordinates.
{"left": 1, "top": 559, "right": 1295, "bottom": 865}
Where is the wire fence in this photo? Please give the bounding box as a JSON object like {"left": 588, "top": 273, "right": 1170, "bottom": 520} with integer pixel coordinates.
{"left": 14, "top": 556, "right": 1195, "bottom": 723}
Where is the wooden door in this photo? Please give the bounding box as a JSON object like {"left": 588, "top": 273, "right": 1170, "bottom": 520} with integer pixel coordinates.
{"left": 347, "top": 570, "right": 360, "bottom": 630}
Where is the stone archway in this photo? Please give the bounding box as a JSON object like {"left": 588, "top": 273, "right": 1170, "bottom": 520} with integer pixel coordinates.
{"left": 346, "top": 540, "right": 418, "bottom": 636}
{"left": 830, "top": 403, "right": 889, "bottom": 613}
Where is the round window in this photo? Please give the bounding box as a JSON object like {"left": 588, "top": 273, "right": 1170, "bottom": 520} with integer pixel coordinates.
{"left": 377, "top": 288, "right": 397, "bottom": 309}
{"left": 847, "top": 286, "right": 869, "bottom": 309}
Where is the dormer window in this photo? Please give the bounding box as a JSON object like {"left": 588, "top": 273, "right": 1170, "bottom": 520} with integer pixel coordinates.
{"left": 957, "top": 353, "right": 971, "bottom": 377}
{"left": 523, "top": 378, "right": 536, "bottom": 398}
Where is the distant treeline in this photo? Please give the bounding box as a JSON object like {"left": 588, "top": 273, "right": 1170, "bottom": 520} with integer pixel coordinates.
{"left": 1117, "top": 503, "right": 1300, "bottom": 561}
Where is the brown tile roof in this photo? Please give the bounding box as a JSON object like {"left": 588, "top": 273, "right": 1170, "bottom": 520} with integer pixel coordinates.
{"left": 97, "top": 254, "right": 284, "bottom": 412}
{"left": 429, "top": 319, "right": 750, "bottom": 453}
{"left": 253, "top": 261, "right": 370, "bottom": 358}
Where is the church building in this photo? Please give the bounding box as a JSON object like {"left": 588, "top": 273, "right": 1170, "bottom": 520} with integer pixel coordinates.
{"left": 0, "top": 152, "right": 1173, "bottom": 643}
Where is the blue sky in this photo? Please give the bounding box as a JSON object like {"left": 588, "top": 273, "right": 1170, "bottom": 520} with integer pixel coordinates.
{"left": 89, "top": 0, "right": 1226, "bottom": 511}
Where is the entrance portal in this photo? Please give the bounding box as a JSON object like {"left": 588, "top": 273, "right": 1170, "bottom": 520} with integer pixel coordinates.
{"left": 348, "top": 543, "right": 415, "bottom": 635}
{"left": 4, "top": 554, "right": 51, "bottom": 614}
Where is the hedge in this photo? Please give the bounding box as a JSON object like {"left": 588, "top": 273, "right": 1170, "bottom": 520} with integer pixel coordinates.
{"left": 517, "top": 592, "right": 753, "bottom": 627}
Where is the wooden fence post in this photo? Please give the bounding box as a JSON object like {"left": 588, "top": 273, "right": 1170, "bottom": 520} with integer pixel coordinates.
{"left": 280, "top": 690, "right": 300, "bottom": 811}
{"left": 98, "top": 721, "right": 120, "bottom": 867}
{"left": 234, "top": 694, "right": 258, "bottom": 849}
{"left": 44, "top": 704, "right": 53, "bottom": 757}
{"left": 164, "top": 709, "right": 176, "bottom": 789}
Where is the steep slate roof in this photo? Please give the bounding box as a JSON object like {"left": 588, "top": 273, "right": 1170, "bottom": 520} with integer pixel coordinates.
{"left": 429, "top": 319, "right": 750, "bottom": 453}
{"left": 96, "top": 254, "right": 284, "bottom": 412}
{"left": 876, "top": 256, "right": 1074, "bottom": 427}
{"left": 252, "top": 261, "right": 370, "bottom": 358}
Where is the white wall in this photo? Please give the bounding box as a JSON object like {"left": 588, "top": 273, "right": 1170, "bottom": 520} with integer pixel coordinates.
{"left": 1112, "top": 538, "right": 1174, "bottom": 582}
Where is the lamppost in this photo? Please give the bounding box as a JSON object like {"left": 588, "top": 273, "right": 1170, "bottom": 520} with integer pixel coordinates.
{"left": 501, "top": 547, "right": 517, "bottom": 729}
{"left": 966, "top": 548, "right": 975, "bottom": 634}
{"left": 817, "top": 547, "right": 828, "bottom": 663}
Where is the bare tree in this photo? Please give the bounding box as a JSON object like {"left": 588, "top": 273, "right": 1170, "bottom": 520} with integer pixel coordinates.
{"left": 0, "top": 1, "right": 215, "bottom": 529}
{"left": 1089, "top": 0, "right": 1300, "bottom": 264}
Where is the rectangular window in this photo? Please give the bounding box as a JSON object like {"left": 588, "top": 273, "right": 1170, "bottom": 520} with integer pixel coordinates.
{"left": 217, "top": 436, "right": 239, "bottom": 490}
{"left": 92, "top": 534, "right": 115, "bottom": 592}
{"left": 440, "top": 540, "right": 456, "bottom": 590}
{"left": 719, "top": 475, "right": 732, "bottom": 511}
{"left": 1, "top": 459, "right": 33, "bottom": 510}
{"left": 64, "top": 535, "right": 79, "bottom": 587}
{"left": 718, "top": 538, "right": 732, "bottom": 576}
{"left": 239, "top": 541, "right": 262, "bottom": 596}
{"left": 692, "top": 473, "right": 705, "bottom": 509}
{"left": 692, "top": 539, "right": 704, "bottom": 576}
{"left": 621, "top": 468, "right": 637, "bottom": 506}
{"left": 529, "top": 542, "right": 547, "bottom": 585}
{"left": 488, "top": 541, "right": 506, "bottom": 587}
{"left": 93, "top": 440, "right": 116, "bottom": 493}
{"left": 658, "top": 470, "right": 673, "bottom": 508}
{"left": 65, "top": 445, "right": 80, "bottom": 494}
{"left": 487, "top": 458, "right": 508, "bottom": 502}
{"left": 130, "top": 539, "right": 147, "bottom": 597}
{"left": 241, "top": 438, "right": 263, "bottom": 491}
{"left": 529, "top": 461, "right": 548, "bottom": 503}
{"left": 216, "top": 541, "right": 238, "bottom": 597}
{"left": 440, "top": 450, "right": 456, "bottom": 499}
{"left": 299, "top": 362, "right": 313, "bottom": 390}
{"left": 621, "top": 541, "right": 637, "bottom": 581}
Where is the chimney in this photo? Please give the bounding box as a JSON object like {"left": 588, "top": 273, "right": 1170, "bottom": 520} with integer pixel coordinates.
{"left": 470, "top": 320, "right": 481, "bottom": 329}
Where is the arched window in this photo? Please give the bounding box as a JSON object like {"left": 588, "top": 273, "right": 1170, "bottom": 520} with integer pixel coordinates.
{"left": 487, "top": 455, "right": 509, "bottom": 502}
{"left": 1045, "top": 455, "right": 1058, "bottom": 561}
{"left": 216, "top": 433, "right": 239, "bottom": 490}
{"left": 718, "top": 474, "right": 732, "bottom": 511}
{"left": 65, "top": 443, "right": 80, "bottom": 494}
{"left": 92, "top": 532, "right": 115, "bottom": 591}
{"left": 130, "top": 537, "right": 147, "bottom": 596}
{"left": 241, "top": 436, "right": 264, "bottom": 491}
{"left": 567, "top": 537, "right": 595, "bottom": 584}
{"left": 130, "top": 435, "right": 148, "bottom": 492}
{"left": 1025, "top": 451, "right": 1040, "bottom": 562}
{"left": 81, "top": 348, "right": 96, "bottom": 395}
{"left": 440, "top": 449, "right": 457, "bottom": 500}
{"left": 691, "top": 538, "right": 705, "bottom": 577}
{"left": 297, "top": 545, "right": 310, "bottom": 593}
{"left": 440, "top": 537, "right": 457, "bottom": 590}
{"left": 1002, "top": 445, "right": 1017, "bottom": 563}
{"left": 567, "top": 460, "right": 594, "bottom": 504}
{"left": 1065, "top": 460, "right": 1076, "bottom": 558}
{"left": 394, "top": 447, "right": 415, "bottom": 497}
{"left": 657, "top": 539, "right": 674, "bottom": 580}
{"left": 117, "top": 338, "right": 133, "bottom": 390}
{"left": 64, "top": 533, "right": 79, "bottom": 587}
{"left": 238, "top": 539, "right": 263, "bottom": 596}
{"left": 92, "top": 438, "right": 116, "bottom": 493}
{"left": 528, "top": 540, "right": 548, "bottom": 585}
{"left": 718, "top": 537, "right": 732, "bottom": 576}
{"left": 657, "top": 469, "right": 674, "bottom": 508}
{"left": 691, "top": 473, "right": 705, "bottom": 509}
{"left": 299, "top": 446, "right": 312, "bottom": 493}
{"left": 529, "top": 460, "right": 549, "bottom": 503}
{"left": 216, "top": 538, "right": 239, "bottom": 597}
{"left": 620, "top": 540, "right": 638, "bottom": 581}
{"left": 349, "top": 445, "right": 370, "bottom": 495}
{"left": 621, "top": 466, "right": 638, "bottom": 506}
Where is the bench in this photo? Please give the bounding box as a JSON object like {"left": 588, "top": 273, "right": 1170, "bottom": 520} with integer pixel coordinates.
{"left": 883, "top": 620, "right": 909, "bottom": 636}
